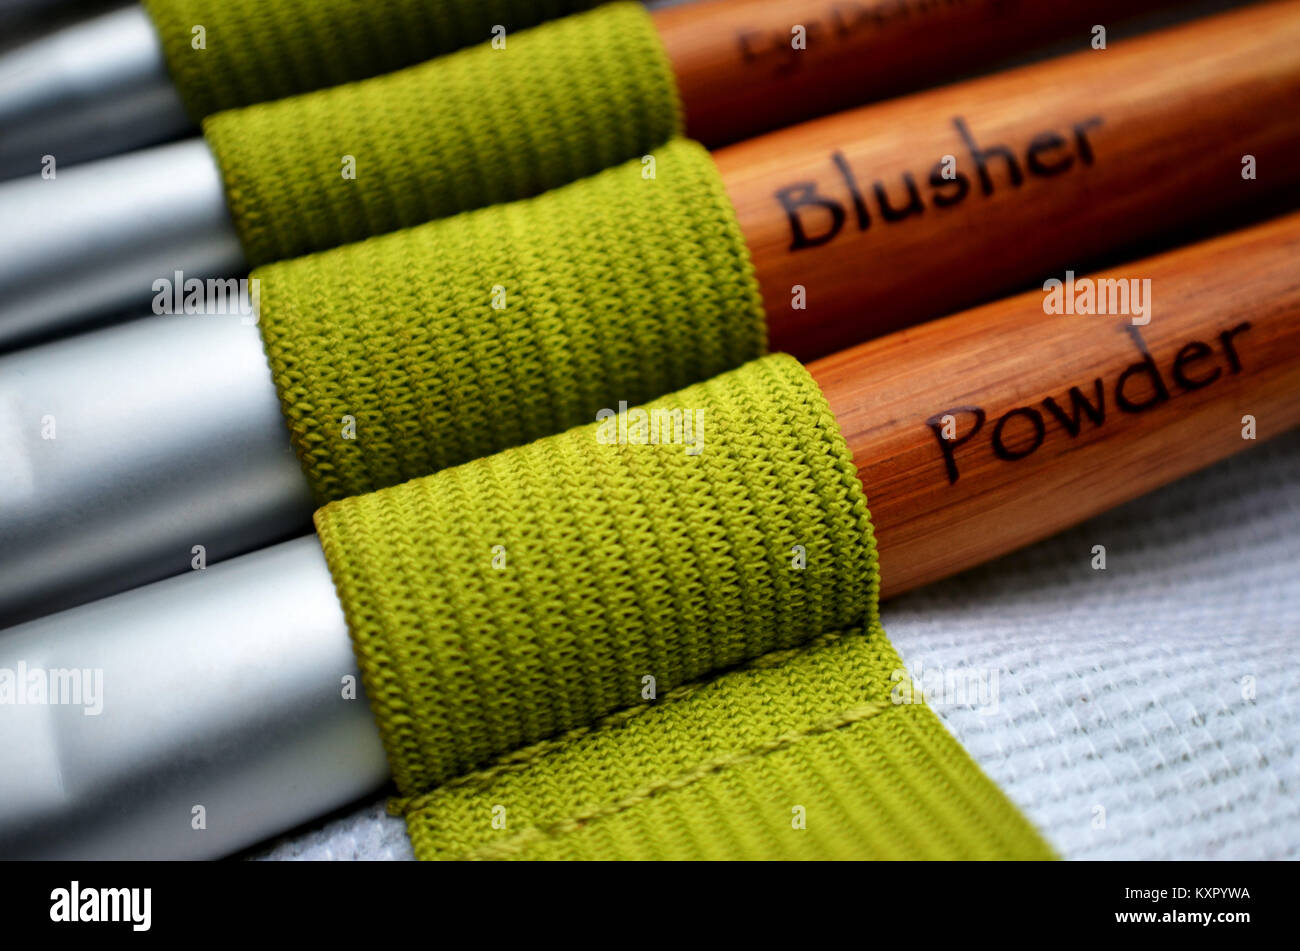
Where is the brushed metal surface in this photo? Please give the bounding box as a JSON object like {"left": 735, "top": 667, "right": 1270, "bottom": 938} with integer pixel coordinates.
{"left": 0, "top": 5, "right": 192, "bottom": 180}
{"left": 0, "top": 138, "right": 244, "bottom": 349}
{"left": 0, "top": 536, "right": 391, "bottom": 860}
{"left": 0, "top": 313, "right": 314, "bottom": 627}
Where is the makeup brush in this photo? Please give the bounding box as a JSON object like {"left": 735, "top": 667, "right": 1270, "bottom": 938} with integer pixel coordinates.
{"left": 813, "top": 217, "right": 1300, "bottom": 597}
{"left": 5, "top": 1, "right": 1300, "bottom": 626}
{"left": 0, "top": 0, "right": 600, "bottom": 179}
{"left": 3, "top": 209, "right": 1295, "bottom": 859}
{"left": 0, "top": 0, "right": 1191, "bottom": 346}
{"left": 0, "top": 0, "right": 1166, "bottom": 180}
{"left": 0, "top": 7, "right": 193, "bottom": 181}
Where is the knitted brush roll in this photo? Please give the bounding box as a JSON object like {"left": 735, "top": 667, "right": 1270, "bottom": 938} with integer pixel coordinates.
{"left": 141, "top": 0, "right": 603, "bottom": 119}
{"left": 258, "top": 138, "right": 766, "bottom": 505}
{"left": 314, "top": 355, "right": 1055, "bottom": 860}
{"left": 315, "top": 355, "right": 875, "bottom": 791}
{"left": 402, "top": 622, "right": 1055, "bottom": 860}
{"left": 202, "top": 2, "right": 682, "bottom": 266}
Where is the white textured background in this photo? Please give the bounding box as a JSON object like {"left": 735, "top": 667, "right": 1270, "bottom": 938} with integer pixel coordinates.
{"left": 251, "top": 430, "right": 1300, "bottom": 860}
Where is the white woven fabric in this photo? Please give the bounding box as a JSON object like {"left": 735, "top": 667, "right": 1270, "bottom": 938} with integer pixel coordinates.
{"left": 886, "top": 430, "right": 1300, "bottom": 860}
{"left": 252, "top": 431, "right": 1300, "bottom": 861}
{"left": 252, "top": 799, "right": 412, "bottom": 862}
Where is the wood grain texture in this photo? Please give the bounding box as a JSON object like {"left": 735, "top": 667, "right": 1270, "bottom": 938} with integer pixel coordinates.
{"left": 653, "top": 0, "right": 1166, "bottom": 147}
{"left": 713, "top": 0, "right": 1300, "bottom": 362}
{"left": 808, "top": 212, "right": 1300, "bottom": 600}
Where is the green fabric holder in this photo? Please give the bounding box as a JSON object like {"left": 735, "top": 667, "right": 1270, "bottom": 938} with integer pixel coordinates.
{"left": 403, "top": 622, "right": 1054, "bottom": 860}
{"left": 201, "top": 2, "right": 682, "bottom": 266}
{"left": 314, "top": 355, "right": 1055, "bottom": 860}
{"left": 141, "top": 0, "right": 602, "bottom": 119}
{"left": 257, "top": 138, "right": 765, "bottom": 505}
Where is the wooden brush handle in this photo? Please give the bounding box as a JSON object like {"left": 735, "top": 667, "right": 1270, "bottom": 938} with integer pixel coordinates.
{"left": 714, "top": 0, "right": 1300, "bottom": 362}
{"left": 809, "top": 211, "right": 1300, "bottom": 599}
{"left": 654, "top": 0, "right": 1163, "bottom": 147}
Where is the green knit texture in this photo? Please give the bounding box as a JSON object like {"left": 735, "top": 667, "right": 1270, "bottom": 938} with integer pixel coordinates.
{"left": 316, "top": 354, "right": 1055, "bottom": 860}
{"left": 400, "top": 623, "right": 1055, "bottom": 860}
{"left": 202, "top": 2, "right": 682, "bottom": 266}
{"left": 315, "top": 355, "right": 879, "bottom": 794}
{"left": 142, "top": 0, "right": 602, "bottom": 119}
{"left": 258, "top": 138, "right": 765, "bottom": 505}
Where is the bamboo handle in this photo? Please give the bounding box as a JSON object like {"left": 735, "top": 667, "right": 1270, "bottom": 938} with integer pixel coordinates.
{"left": 809, "top": 211, "right": 1300, "bottom": 600}
{"left": 715, "top": 0, "right": 1300, "bottom": 362}
{"left": 653, "top": 0, "right": 1165, "bottom": 147}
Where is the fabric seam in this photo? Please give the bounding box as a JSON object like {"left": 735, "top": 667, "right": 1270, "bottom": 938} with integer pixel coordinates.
{"left": 423, "top": 697, "right": 900, "bottom": 860}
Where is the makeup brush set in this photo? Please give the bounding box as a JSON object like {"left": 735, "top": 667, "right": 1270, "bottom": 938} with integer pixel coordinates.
{"left": 1, "top": 0, "right": 1297, "bottom": 861}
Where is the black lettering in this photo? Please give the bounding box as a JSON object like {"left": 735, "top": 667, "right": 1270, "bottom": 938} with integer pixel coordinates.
{"left": 869, "top": 0, "right": 901, "bottom": 26}
{"left": 1026, "top": 131, "right": 1074, "bottom": 176}
{"left": 1218, "top": 321, "right": 1252, "bottom": 373}
{"left": 1042, "top": 379, "right": 1106, "bottom": 436}
{"left": 832, "top": 151, "right": 871, "bottom": 230}
{"left": 928, "top": 160, "right": 970, "bottom": 207}
{"left": 1172, "top": 341, "right": 1221, "bottom": 391}
{"left": 737, "top": 30, "right": 768, "bottom": 63}
{"left": 777, "top": 181, "right": 846, "bottom": 250}
{"left": 830, "top": 2, "right": 871, "bottom": 35}
{"left": 1116, "top": 325, "right": 1170, "bottom": 413}
{"left": 928, "top": 320, "right": 1250, "bottom": 489}
{"left": 991, "top": 407, "right": 1046, "bottom": 461}
{"left": 873, "top": 172, "right": 924, "bottom": 222}
{"left": 1073, "top": 116, "right": 1104, "bottom": 166}
{"left": 776, "top": 44, "right": 800, "bottom": 76}
{"left": 926, "top": 407, "right": 986, "bottom": 485}
{"left": 953, "top": 116, "right": 1023, "bottom": 196}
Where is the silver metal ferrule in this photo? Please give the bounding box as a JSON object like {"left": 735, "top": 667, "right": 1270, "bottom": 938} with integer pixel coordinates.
{"left": 0, "top": 313, "right": 314, "bottom": 628}
{"left": 0, "top": 535, "right": 392, "bottom": 860}
{"left": 0, "top": 137, "right": 245, "bottom": 350}
{"left": 0, "top": 5, "right": 193, "bottom": 180}
{"left": 0, "top": 0, "right": 105, "bottom": 37}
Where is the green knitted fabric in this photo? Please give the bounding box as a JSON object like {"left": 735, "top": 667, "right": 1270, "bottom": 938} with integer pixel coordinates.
{"left": 258, "top": 138, "right": 765, "bottom": 505}
{"left": 400, "top": 623, "right": 1055, "bottom": 860}
{"left": 202, "top": 2, "right": 682, "bottom": 266}
{"left": 142, "top": 0, "right": 602, "bottom": 119}
{"left": 315, "top": 355, "right": 877, "bottom": 793}
{"left": 315, "top": 355, "right": 1055, "bottom": 859}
